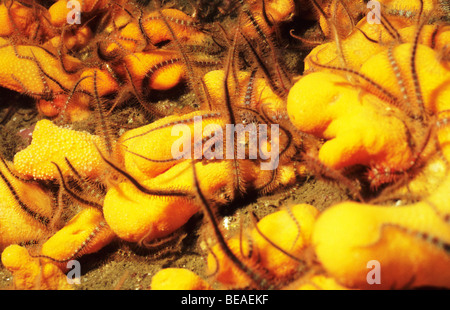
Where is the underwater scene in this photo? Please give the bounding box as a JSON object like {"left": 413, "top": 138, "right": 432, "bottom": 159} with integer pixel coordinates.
{"left": 0, "top": 0, "right": 449, "bottom": 291}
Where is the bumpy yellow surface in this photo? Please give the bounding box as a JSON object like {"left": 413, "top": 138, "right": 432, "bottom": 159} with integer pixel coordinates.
{"left": 0, "top": 159, "right": 53, "bottom": 250}
{"left": 306, "top": 19, "right": 450, "bottom": 73}
{"left": 287, "top": 7, "right": 450, "bottom": 290}
{"left": 13, "top": 119, "right": 109, "bottom": 180}
{"left": 0, "top": 0, "right": 448, "bottom": 291}
{"left": 359, "top": 43, "right": 450, "bottom": 113}
{"left": 312, "top": 96, "right": 450, "bottom": 289}
{"left": 289, "top": 41, "right": 450, "bottom": 170}
{"left": 0, "top": 40, "right": 79, "bottom": 95}
{"left": 311, "top": 100, "right": 450, "bottom": 289}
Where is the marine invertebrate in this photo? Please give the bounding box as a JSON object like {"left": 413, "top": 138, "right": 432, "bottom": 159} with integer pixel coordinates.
{"left": 0, "top": 1, "right": 45, "bottom": 39}
{"left": 150, "top": 268, "right": 212, "bottom": 290}
{"left": 299, "top": 0, "right": 450, "bottom": 76}
{"left": 13, "top": 119, "right": 110, "bottom": 180}
{"left": 1, "top": 244, "right": 73, "bottom": 290}
{"left": 0, "top": 1, "right": 226, "bottom": 122}
{"left": 312, "top": 169, "right": 450, "bottom": 289}
{"left": 0, "top": 156, "right": 53, "bottom": 250}
{"left": 121, "top": 50, "right": 186, "bottom": 92}
{"left": 0, "top": 38, "right": 80, "bottom": 97}
{"left": 102, "top": 65, "right": 302, "bottom": 244}
{"left": 309, "top": 0, "right": 366, "bottom": 39}
{"left": 103, "top": 160, "right": 231, "bottom": 243}
{"left": 147, "top": 202, "right": 320, "bottom": 290}
{"left": 288, "top": 71, "right": 414, "bottom": 171}
{"left": 288, "top": 0, "right": 450, "bottom": 290}
{"left": 288, "top": 6, "right": 450, "bottom": 190}
{"left": 38, "top": 207, "right": 115, "bottom": 269}
{"left": 205, "top": 203, "right": 318, "bottom": 289}
{"left": 2, "top": 0, "right": 447, "bottom": 292}
{"left": 0, "top": 0, "right": 307, "bottom": 290}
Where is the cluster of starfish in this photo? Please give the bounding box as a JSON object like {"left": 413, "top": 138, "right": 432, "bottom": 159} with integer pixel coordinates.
{"left": 0, "top": 0, "right": 449, "bottom": 290}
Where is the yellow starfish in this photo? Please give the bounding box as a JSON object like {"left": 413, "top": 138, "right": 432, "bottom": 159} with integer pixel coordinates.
{"left": 13, "top": 119, "right": 110, "bottom": 181}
